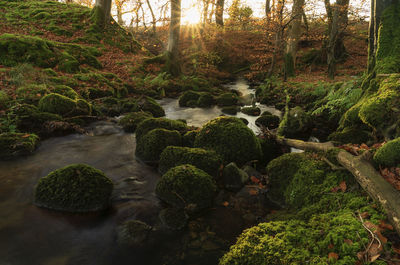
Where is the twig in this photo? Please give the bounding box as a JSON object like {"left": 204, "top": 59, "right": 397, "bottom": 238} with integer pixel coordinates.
{"left": 322, "top": 157, "right": 346, "bottom": 171}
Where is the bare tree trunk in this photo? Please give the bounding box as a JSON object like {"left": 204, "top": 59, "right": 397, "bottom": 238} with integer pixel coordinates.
{"left": 92, "top": 0, "right": 112, "bottom": 28}
{"left": 209, "top": 0, "right": 216, "bottom": 23}
{"left": 265, "top": 0, "right": 271, "bottom": 16}
{"left": 167, "top": 0, "right": 181, "bottom": 76}
{"left": 215, "top": 0, "right": 225, "bottom": 27}
{"left": 141, "top": 4, "right": 147, "bottom": 30}
{"left": 302, "top": 8, "right": 309, "bottom": 33}
{"left": 267, "top": 0, "right": 285, "bottom": 78}
{"left": 115, "top": 1, "right": 124, "bottom": 25}
{"left": 202, "top": 0, "right": 211, "bottom": 25}
{"left": 284, "top": 0, "right": 305, "bottom": 77}
{"left": 146, "top": 0, "right": 157, "bottom": 34}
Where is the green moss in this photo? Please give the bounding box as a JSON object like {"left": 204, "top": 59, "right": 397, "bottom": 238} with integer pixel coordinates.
{"left": 135, "top": 117, "right": 187, "bottom": 141}
{"left": 159, "top": 146, "right": 222, "bottom": 177}
{"left": 182, "top": 130, "right": 198, "bottom": 147}
{"left": 117, "top": 220, "right": 152, "bottom": 247}
{"left": 159, "top": 208, "right": 188, "bottom": 230}
{"left": 241, "top": 106, "right": 261, "bottom": 116}
{"left": 258, "top": 136, "right": 283, "bottom": 167}
{"left": 220, "top": 210, "right": 368, "bottom": 265}
{"left": 138, "top": 97, "right": 165, "bottom": 117}
{"left": 135, "top": 128, "right": 182, "bottom": 162}
{"left": 16, "top": 84, "right": 50, "bottom": 105}
{"left": 194, "top": 116, "right": 262, "bottom": 166}
{"left": 373, "top": 137, "right": 400, "bottom": 167}
{"left": 216, "top": 93, "right": 239, "bottom": 107}
{"left": 197, "top": 93, "right": 215, "bottom": 108}
{"left": 38, "top": 93, "right": 76, "bottom": 116}
{"left": 34, "top": 164, "right": 113, "bottom": 212}
{"left": 75, "top": 98, "right": 92, "bottom": 115}
{"left": 52, "top": 85, "right": 79, "bottom": 99}
{"left": 179, "top": 91, "right": 201, "bottom": 107}
{"left": 221, "top": 106, "right": 238, "bottom": 115}
{"left": 88, "top": 87, "right": 113, "bottom": 99}
{"left": 278, "top": 106, "right": 312, "bottom": 139}
{"left": 0, "top": 91, "right": 9, "bottom": 109}
{"left": 118, "top": 112, "right": 153, "bottom": 133}
{"left": 255, "top": 114, "right": 280, "bottom": 129}
{"left": 222, "top": 162, "right": 249, "bottom": 192}
{"left": 328, "top": 127, "right": 373, "bottom": 145}
{"left": 0, "top": 132, "right": 39, "bottom": 160}
{"left": 156, "top": 164, "right": 216, "bottom": 210}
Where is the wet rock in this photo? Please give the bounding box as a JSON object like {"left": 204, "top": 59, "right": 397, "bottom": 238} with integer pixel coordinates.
{"left": 223, "top": 162, "right": 249, "bottom": 192}
{"left": 255, "top": 114, "right": 280, "bottom": 129}
{"left": 221, "top": 106, "right": 238, "bottom": 115}
{"left": 159, "top": 208, "right": 188, "bottom": 230}
{"left": 117, "top": 220, "right": 153, "bottom": 247}
{"left": 241, "top": 106, "right": 261, "bottom": 116}
{"left": 0, "top": 132, "right": 39, "bottom": 160}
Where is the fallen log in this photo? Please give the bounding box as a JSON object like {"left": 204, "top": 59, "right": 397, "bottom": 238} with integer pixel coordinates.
{"left": 275, "top": 136, "right": 400, "bottom": 235}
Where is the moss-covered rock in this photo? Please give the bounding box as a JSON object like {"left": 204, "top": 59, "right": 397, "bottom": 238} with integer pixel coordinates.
{"left": 34, "top": 164, "right": 113, "bottom": 212}
{"left": 255, "top": 114, "right": 280, "bottom": 129}
{"left": 159, "top": 146, "right": 222, "bottom": 177}
{"left": 221, "top": 106, "right": 238, "bottom": 115}
{"left": 0, "top": 132, "right": 39, "bottom": 160}
{"left": 74, "top": 98, "right": 92, "bottom": 115}
{"left": 179, "top": 91, "right": 201, "bottom": 107}
{"left": 118, "top": 112, "right": 153, "bottom": 133}
{"left": 278, "top": 106, "right": 312, "bottom": 139}
{"left": 138, "top": 96, "right": 165, "bottom": 117}
{"left": 328, "top": 126, "right": 373, "bottom": 145}
{"left": 156, "top": 164, "right": 216, "bottom": 210}
{"left": 117, "top": 220, "right": 152, "bottom": 247}
{"left": 52, "top": 85, "right": 79, "bottom": 99}
{"left": 194, "top": 117, "right": 262, "bottom": 166}
{"left": 241, "top": 106, "right": 261, "bottom": 116}
{"left": 16, "top": 84, "right": 50, "bottom": 105}
{"left": 182, "top": 130, "right": 198, "bottom": 147}
{"left": 88, "top": 87, "right": 113, "bottom": 99}
{"left": 159, "top": 207, "right": 188, "bottom": 230}
{"left": 135, "top": 129, "right": 182, "bottom": 162}
{"left": 0, "top": 91, "right": 9, "bottom": 109}
{"left": 197, "top": 93, "right": 215, "bottom": 108}
{"left": 135, "top": 117, "right": 187, "bottom": 141}
{"left": 216, "top": 93, "right": 239, "bottom": 107}
{"left": 374, "top": 137, "right": 400, "bottom": 167}
{"left": 219, "top": 210, "right": 369, "bottom": 265}
{"left": 222, "top": 162, "right": 249, "bottom": 192}
{"left": 38, "top": 93, "right": 77, "bottom": 116}
{"left": 258, "top": 136, "right": 283, "bottom": 167}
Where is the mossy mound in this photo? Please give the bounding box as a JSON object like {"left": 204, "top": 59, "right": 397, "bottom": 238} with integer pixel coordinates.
{"left": 88, "top": 87, "right": 113, "bottom": 99}
{"left": 117, "top": 220, "right": 152, "bottom": 247}
{"left": 38, "top": 93, "right": 91, "bottom": 116}
{"left": 0, "top": 34, "right": 102, "bottom": 73}
{"left": 135, "top": 118, "right": 187, "bottom": 141}
{"left": 34, "top": 164, "right": 113, "bottom": 212}
{"left": 194, "top": 116, "right": 262, "bottom": 166}
{"left": 222, "top": 162, "right": 249, "bottom": 192}
{"left": 221, "top": 106, "right": 238, "bottom": 115}
{"left": 197, "top": 93, "right": 215, "bottom": 108}
{"left": 374, "top": 137, "right": 400, "bottom": 167}
{"left": 0, "top": 132, "right": 39, "bottom": 160}
{"left": 137, "top": 97, "right": 165, "bottom": 118}
{"left": 220, "top": 210, "right": 369, "bottom": 265}
{"left": 179, "top": 91, "right": 201, "bottom": 107}
{"left": 182, "top": 130, "right": 198, "bottom": 147}
{"left": 135, "top": 129, "right": 182, "bottom": 162}
{"left": 159, "top": 208, "right": 188, "bottom": 231}
{"left": 241, "top": 106, "right": 261, "bottom": 116}
{"left": 52, "top": 85, "right": 79, "bottom": 100}
{"left": 278, "top": 106, "right": 312, "bottom": 139}
{"left": 118, "top": 112, "right": 153, "bottom": 133}
{"left": 258, "top": 136, "right": 283, "bottom": 167}
{"left": 216, "top": 93, "right": 239, "bottom": 107}
{"left": 155, "top": 164, "right": 216, "bottom": 210}
{"left": 159, "top": 146, "right": 222, "bottom": 177}
{"left": 328, "top": 126, "right": 373, "bottom": 145}
{"left": 255, "top": 114, "right": 280, "bottom": 129}
{"left": 16, "top": 84, "right": 50, "bottom": 105}
{"left": 0, "top": 91, "right": 9, "bottom": 109}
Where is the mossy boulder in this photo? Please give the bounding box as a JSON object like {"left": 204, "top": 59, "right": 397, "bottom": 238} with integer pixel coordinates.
{"left": 278, "top": 106, "right": 312, "bottom": 139}
{"left": 222, "top": 162, "right": 249, "bottom": 192}
{"left": 373, "top": 137, "right": 400, "bottom": 167}
{"left": 179, "top": 91, "right": 201, "bottom": 107}
{"left": 159, "top": 208, "right": 188, "bottom": 230}
{"left": 0, "top": 132, "right": 39, "bottom": 160}
{"left": 194, "top": 117, "right": 262, "bottom": 166}
{"left": 52, "top": 85, "right": 79, "bottom": 99}
{"left": 138, "top": 96, "right": 165, "bottom": 117}
{"left": 258, "top": 136, "right": 283, "bottom": 167}
{"left": 117, "top": 220, "right": 153, "bottom": 247}
{"left": 219, "top": 210, "right": 369, "bottom": 265}
{"left": 241, "top": 106, "right": 261, "bottom": 116}
{"left": 0, "top": 91, "right": 9, "bottom": 109}
{"left": 74, "top": 98, "right": 92, "bottom": 115}
{"left": 221, "top": 106, "right": 238, "bottom": 115}
{"left": 197, "top": 93, "right": 215, "bottom": 108}
{"left": 38, "top": 93, "right": 77, "bottom": 116}
{"left": 328, "top": 126, "right": 373, "bottom": 145}
{"left": 216, "top": 93, "right": 239, "bottom": 107}
{"left": 135, "top": 129, "right": 182, "bottom": 162}
{"left": 182, "top": 130, "right": 198, "bottom": 147}
{"left": 88, "top": 87, "right": 113, "bottom": 99}
{"left": 255, "top": 114, "right": 280, "bottom": 129}
{"left": 118, "top": 112, "right": 153, "bottom": 133}
{"left": 135, "top": 117, "right": 187, "bottom": 141}
{"left": 155, "top": 164, "right": 217, "bottom": 210}
{"left": 34, "top": 164, "right": 113, "bottom": 212}
{"left": 159, "top": 146, "right": 222, "bottom": 177}
{"left": 16, "top": 84, "right": 50, "bottom": 105}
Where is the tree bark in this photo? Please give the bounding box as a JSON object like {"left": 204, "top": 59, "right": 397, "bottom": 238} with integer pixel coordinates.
{"left": 146, "top": 0, "right": 157, "bottom": 34}
{"left": 215, "top": 0, "right": 225, "bottom": 27}
{"left": 115, "top": 0, "right": 124, "bottom": 25}
{"left": 275, "top": 136, "right": 400, "bottom": 235}
{"left": 167, "top": 0, "right": 181, "bottom": 76}
{"left": 93, "top": 0, "right": 112, "bottom": 27}
{"left": 284, "top": 0, "right": 305, "bottom": 77}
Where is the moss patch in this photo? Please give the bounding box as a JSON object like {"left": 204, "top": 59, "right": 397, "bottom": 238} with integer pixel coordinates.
{"left": 135, "top": 117, "right": 187, "bottom": 141}
{"left": 34, "top": 164, "right": 113, "bottom": 212}
{"left": 118, "top": 112, "right": 153, "bottom": 133}
{"left": 374, "top": 137, "right": 400, "bottom": 167}
{"left": 0, "top": 132, "right": 39, "bottom": 160}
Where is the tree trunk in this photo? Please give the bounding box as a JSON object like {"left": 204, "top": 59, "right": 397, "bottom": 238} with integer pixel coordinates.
{"left": 167, "top": 0, "right": 181, "bottom": 76}
{"left": 275, "top": 136, "right": 400, "bottom": 235}
{"left": 146, "top": 0, "right": 157, "bottom": 34}
{"left": 215, "top": 0, "right": 225, "bottom": 27}
{"left": 203, "top": 0, "right": 211, "bottom": 25}
{"left": 92, "top": 0, "right": 112, "bottom": 28}
{"left": 116, "top": 1, "right": 124, "bottom": 25}
{"left": 284, "top": 0, "right": 305, "bottom": 77}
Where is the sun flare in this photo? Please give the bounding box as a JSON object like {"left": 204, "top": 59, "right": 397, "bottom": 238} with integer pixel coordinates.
{"left": 181, "top": 5, "right": 201, "bottom": 25}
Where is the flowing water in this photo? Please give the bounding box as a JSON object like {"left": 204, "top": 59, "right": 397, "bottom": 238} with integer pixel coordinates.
{"left": 0, "top": 79, "right": 280, "bottom": 265}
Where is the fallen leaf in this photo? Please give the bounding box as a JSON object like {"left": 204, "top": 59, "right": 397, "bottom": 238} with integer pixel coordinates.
{"left": 222, "top": 201, "right": 229, "bottom": 207}
{"left": 249, "top": 189, "right": 259, "bottom": 196}
{"left": 370, "top": 254, "right": 380, "bottom": 262}
{"left": 250, "top": 176, "right": 260, "bottom": 184}
{"left": 379, "top": 220, "right": 393, "bottom": 230}
{"left": 360, "top": 212, "right": 370, "bottom": 219}
{"left": 328, "top": 244, "right": 334, "bottom": 249}
{"left": 339, "top": 181, "right": 347, "bottom": 192}
{"left": 343, "top": 239, "right": 353, "bottom": 245}
{"left": 21, "top": 134, "right": 31, "bottom": 138}
{"left": 376, "top": 230, "right": 388, "bottom": 244}
{"left": 328, "top": 252, "right": 339, "bottom": 260}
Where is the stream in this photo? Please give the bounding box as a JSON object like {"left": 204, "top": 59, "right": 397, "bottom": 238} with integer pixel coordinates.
{"left": 0, "top": 79, "right": 280, "bottom": 265}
